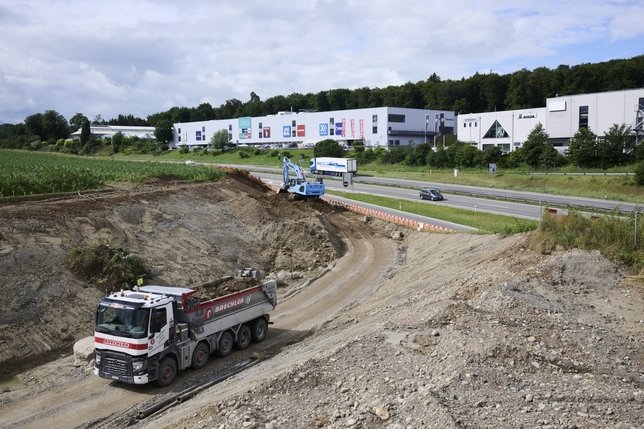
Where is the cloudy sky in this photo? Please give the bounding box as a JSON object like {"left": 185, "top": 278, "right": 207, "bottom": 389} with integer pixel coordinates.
{"left": 1, "top": 0, "right": 643, "bottom": 124}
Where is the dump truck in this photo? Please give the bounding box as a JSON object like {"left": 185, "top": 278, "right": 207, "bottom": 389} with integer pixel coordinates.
{"left": 93, "top": 279, "right": 277, "bottom": 386}
{"left": 309, "top": 157, "right": 357, "bottom": 176}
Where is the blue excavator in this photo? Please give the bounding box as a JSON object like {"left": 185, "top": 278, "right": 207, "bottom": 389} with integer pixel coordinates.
{"left": 281, "top": 156, "right": 325, "bottom": 198}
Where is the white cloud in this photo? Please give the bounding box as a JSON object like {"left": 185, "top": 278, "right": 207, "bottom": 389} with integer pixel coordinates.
{"left": 0, "top": 0, "right": 642, "bottom": 124}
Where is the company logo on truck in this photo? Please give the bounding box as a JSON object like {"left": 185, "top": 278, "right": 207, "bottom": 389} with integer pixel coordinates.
{"left": 214, "top": 295, "right": 252, "bottom": 313}
{"left": 95, "top": 336, "right": 148, "bottom": 350}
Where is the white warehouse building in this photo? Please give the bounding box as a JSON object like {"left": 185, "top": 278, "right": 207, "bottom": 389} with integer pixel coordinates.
{"left": 172, "top": 107, "right": 455, "bottom": 150}
{"left": 457, "top": 88, "right": 644, "bottom": 153}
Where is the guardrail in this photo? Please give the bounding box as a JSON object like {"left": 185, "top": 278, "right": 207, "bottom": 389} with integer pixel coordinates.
{"left": 321, "top": 196, "right": 453, "bottom": 232}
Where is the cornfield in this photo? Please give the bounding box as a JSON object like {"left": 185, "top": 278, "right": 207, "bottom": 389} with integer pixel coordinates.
{"left": 0, "top": 150, "right": 224, "bottom": 197}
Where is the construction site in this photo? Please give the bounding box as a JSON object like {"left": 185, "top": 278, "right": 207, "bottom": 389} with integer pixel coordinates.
{"left": 0, "top": 171, "right": 642, "bottom": 429}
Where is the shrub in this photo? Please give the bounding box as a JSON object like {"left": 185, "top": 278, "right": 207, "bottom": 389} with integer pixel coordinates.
{"left": 67, "top": 244, "right": 149, "bottom": 293}
{"left": 635, "top": 160, "right": 644, "bottom": 185}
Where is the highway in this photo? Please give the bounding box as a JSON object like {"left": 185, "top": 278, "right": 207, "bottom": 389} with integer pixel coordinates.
{"left": 218, "top": 163, "right": 639, "bottom": 220}
{"left": 253, "top": 171, "right": 543, "bottom": 223}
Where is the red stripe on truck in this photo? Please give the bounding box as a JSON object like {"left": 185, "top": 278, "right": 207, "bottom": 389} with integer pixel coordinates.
{"left": 95, "top": 336, "right": 148, "bottom": 350}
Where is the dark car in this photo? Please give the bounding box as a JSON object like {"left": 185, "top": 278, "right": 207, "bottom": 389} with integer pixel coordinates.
{"left": 419, "top": 188, "right": 444, "bottom": 201}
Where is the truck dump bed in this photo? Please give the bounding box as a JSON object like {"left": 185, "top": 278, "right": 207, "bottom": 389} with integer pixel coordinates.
{"left": 139, "top": 280, "right": 277, "bottom": 335}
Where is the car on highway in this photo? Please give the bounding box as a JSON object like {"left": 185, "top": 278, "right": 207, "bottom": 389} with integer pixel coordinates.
{"left": 419, "top": 188, "right": 444, "bottom": 201}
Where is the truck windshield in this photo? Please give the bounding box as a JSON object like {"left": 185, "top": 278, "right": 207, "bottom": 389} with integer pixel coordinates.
{"left": 95, "top": 305, "right": 150, "bottom": 339}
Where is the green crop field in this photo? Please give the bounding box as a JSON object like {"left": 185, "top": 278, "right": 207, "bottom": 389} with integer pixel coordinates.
{"left": 0, "top": 150, "right": 225, "bottom": 197}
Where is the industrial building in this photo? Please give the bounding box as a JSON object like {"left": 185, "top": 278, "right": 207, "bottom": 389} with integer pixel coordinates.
{"left": 70, "top": 125, "right": 155, "bottom": 140}
{"left": 457, "top": 88, "right": 644, "bottom": 152}
{"left": 172, "top": 107, "right": 454, "bottom": 150}
{"left": 171, "top": 88, "right": 643, "bottom": 153}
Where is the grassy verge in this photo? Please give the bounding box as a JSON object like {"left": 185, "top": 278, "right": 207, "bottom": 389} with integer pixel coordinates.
{"left": 529, "top": 211, "right": 644, "bottom": 274}
{"left": 358, "top": 165, "right": 642, "bottom": 203}
{"left": 330, "top": 191, "right": 538, "bottom": 234}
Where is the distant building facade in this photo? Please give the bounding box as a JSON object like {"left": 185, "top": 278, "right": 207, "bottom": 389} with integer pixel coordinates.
{"left": 457, "top": 88, "right": 644, "bottom": 152}
{"left": 172, "top": 107, "right": 455, "bottom": 150}
{"left": 70, "top": 125, "right": 155, "bottom": 140}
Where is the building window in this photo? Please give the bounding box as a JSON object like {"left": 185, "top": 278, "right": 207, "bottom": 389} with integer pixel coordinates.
{"left": 639, "top": 98, "right": 644, "bottom": 110}
{"left": 258, "top": 122, "right": 262, "bottom": 129}
{"left": 202, "top": 126, "right": 205, "bottom": 132}
{"left": 579, "top": 105, "right": 589, "bottom": 129}
{"left": 329, "top": 117, "right": 334, "bottom": 124}
{"left": 483, "top": 120, "right": 509, "bottom": 138}
{"left": 330, "top": 128, "right": 334, "bottom": 136}
{"left": 372, "top": 126, "right": 377, "bottom": 133}
{"left": 228, "top": 124, "right": 232, "bottom": 131}
{"left": 388, "top": 114, "right": 405, "bottom": 123}
{"left": 292, "top": 120, "right": 296, "bottom": 127}
{"left": 372, "top": 114, "right": 378, "bottom": 123}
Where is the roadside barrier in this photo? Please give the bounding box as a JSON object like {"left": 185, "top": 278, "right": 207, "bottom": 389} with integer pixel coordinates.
{"left": 321, "top": 197, "right": 453, "bottom": 233}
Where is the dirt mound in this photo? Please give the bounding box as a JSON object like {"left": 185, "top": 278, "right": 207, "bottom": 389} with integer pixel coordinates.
{"left": 0, "top": 172, "right": 350, "bottom": 376}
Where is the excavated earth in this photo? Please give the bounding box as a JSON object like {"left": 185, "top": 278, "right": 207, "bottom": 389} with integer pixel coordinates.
{"left": 0, "top": 170, "right": 642, "bottom": 429}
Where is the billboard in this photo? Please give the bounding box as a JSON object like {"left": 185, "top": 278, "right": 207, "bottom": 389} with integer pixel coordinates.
{"left": 335, "top": 122, "right": 344, "bottom": 137}
{"left": 239, "top": 117, "right": 252, "bottom": 139}
{"left": 319, "top": 123, "right": 329, "bottom": 136}
{"left": 282, "top": 125, "right": 291, "bottom": 138}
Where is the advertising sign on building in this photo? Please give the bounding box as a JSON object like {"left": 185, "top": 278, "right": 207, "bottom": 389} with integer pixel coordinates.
{"left": 263, "top": 127, "right": 271, "bottom": 138}
{"left": 296, "top": 124, "right": 305, "bottom": 137}
{"left": 319, "top": 123, "right": 329, "bottom": 136}
{"left": 335, "top": 122, "right": 343, "bottom": 137}
{"left": 282, "top": 125, "right": 291, "bottom": 138}
{"left": 239, "top": 117, "right": 252, "bottom": 139}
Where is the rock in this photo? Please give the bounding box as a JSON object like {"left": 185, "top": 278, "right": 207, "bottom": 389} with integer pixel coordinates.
{"left": 73, "top": 336, "right": 94, "bottom": 363}
{"left": 373, "top": 405, "right": 390, "bottom": 420}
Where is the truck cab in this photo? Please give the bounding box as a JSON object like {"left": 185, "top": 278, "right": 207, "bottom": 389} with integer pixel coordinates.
{"left": 94, "top": 289, "right": 177, "bottom": 385}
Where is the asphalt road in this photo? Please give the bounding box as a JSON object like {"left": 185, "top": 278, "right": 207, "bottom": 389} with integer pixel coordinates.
{"left": 215, "top": 163, "right": 640, "bottom": 218}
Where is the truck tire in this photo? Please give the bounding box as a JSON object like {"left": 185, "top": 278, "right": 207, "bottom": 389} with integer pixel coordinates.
{"left": 191, "top": 342, "right": 210, "bottom": 369}
{"left": 251, "top": 318, "right": 268, "bottom": 342}
{"left": 157, "top": 357, "right": 177, "bottom": 387}
{"left": 235, "top": 324, "right": 252, "bottom": 350}
{"left": 216, "top": 331, "right": 234, "bottom": 357}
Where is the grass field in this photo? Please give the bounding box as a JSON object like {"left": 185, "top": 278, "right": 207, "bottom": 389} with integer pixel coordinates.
{"left": 0, "top": 150, "right": 225, "bottom": 197}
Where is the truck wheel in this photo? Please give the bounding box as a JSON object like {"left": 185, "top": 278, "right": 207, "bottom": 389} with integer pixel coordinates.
{"left": 191, "top": 342, "right": 209, "bottom": 369}
{"left": 251, "top": 318, "right": 268, "bottom": 342}
{"left": 157, "top": 357, "right": 177, "bottom": 387}
{"left": 235, "top": 324, "right": 252, "bottom": 350}
{"left": 216, "top": 331, "right": 234, "bottom": 357}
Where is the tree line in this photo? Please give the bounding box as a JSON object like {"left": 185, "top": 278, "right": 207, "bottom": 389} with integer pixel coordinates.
{"left": 1, "top": 55, "right": 643, "bottom": 168}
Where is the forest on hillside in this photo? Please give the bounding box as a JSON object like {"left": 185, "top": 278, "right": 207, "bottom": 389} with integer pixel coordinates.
{"left": 145, "top": 55, "right": 644, "bottom": 126}
{"left": 1, "top": 55, "right": 643, "bottom": 147}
